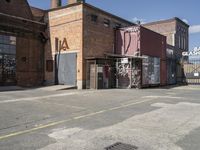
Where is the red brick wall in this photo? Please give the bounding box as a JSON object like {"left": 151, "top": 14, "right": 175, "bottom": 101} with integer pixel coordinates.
{"left": 16, "top": 36, "right": 44, "bottom": 86}
{"left": 0, "top": 0, "right": 33, "bottom": 19}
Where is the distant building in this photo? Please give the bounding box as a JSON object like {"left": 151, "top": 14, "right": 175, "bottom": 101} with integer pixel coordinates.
{"left": 143, "top": 18, "right": 189, "bottom": 84}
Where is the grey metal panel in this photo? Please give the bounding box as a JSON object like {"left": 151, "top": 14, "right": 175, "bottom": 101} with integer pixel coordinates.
{"left": 167, "top": 59, "right": 176, "bottom": 84}
{"left": 56, "top": 53, "right": 77, "bottom": 86}
{"left": 142, "top": 56, "right": 160, "bottom": 85}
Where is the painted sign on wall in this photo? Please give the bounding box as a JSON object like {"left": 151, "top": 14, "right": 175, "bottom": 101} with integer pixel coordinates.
{"left": 182, "top": 47, "right": 200, "bottom": 56}
{"left": 55, "top": 37, "right": 70, "bottom": 52}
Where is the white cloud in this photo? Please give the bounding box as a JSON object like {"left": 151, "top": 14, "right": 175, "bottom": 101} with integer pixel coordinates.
{"left": 190, "top": 25, "right": 200, "bottom": 34}
{"left": 182, "top": 19, "right": 189, "bottom": 24}
{"left": 132, "top": 17, "right": 146, "bottom": 24}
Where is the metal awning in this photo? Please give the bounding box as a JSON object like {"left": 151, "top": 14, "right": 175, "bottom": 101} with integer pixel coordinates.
{"left": 85, "top": 56, "right": 109, "bottom": 60}
{"left": 105, "top": 53, "right": 147, "bottom": 59}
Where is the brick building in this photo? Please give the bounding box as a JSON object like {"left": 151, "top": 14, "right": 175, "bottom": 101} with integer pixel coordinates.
{"left": 0, "top": 0, "right": 46, "bottom": 86}
{"left": 143, "top": 18, "right": 189, "bottom": 84}
{"left": 45, "top": 0, "right": 133, "bottom": 89}
{"left": 0, "top": 0, "right": 189, "bottom": 88}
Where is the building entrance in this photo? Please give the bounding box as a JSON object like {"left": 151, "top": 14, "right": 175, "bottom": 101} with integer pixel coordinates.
{"left": 55, "top": 52, "right": 77, "bottom": 86}
{"left": 0, "top": 35, "right": 16, "bottom": 85}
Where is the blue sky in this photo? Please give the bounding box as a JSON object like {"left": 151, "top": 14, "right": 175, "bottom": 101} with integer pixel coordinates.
{"left": 28, "top": 0, "right": 200, "bottom": 50}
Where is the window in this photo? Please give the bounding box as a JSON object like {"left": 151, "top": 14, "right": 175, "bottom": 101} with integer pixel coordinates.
{"left": 46, "top": 60, "right": 53, "bottom": 72}
{"left": 178, "top": 35, "right": 181, "bottom": 49}
{"left": 0, "top": 35, "right": 16, "bottom": 55}
{"left": 91, "top": 14, "right": 98, "bottom": 22}
{"left": 103, "top": 18, "right": 110, "bottom": 27}
{"left": 114, "top": 23, "right": 121, "bottom": 29}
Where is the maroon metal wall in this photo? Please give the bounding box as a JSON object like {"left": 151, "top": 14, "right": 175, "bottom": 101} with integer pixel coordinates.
{"left": 140, "top": 26, "right": 167, "bottom": 86}
{"left": 140, "top": 26, "right": 166, "bottom": 60}
{"left": 115, "top": 27, "right": 140, "bottom": 56}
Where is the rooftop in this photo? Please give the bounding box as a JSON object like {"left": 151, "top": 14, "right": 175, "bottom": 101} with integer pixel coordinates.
{"left": 46, "top": 2, "right": 134, "bottom": 25}
{"left": 143, "top": 17, "right": 189, "bottom": 27}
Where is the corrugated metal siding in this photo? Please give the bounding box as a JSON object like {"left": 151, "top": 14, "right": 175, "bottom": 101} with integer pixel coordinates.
{"left": 140, "top": 26, "right": 167, "bottom": 86}
{"left": 142, "top": 56, "right": 160, "bottom": 85}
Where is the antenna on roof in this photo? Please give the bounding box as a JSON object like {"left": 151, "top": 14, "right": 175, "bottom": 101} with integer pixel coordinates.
{"left": 136, "top": 20, "right": 141, "bottom": 25}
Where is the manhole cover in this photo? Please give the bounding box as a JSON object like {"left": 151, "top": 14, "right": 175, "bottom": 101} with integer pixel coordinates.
{"left": 105, "top": 142, "right": 138, "bottom": 150}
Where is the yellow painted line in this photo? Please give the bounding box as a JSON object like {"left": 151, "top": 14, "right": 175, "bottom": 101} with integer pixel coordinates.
{"left": 0, "top": 97, "right": 156, "bottom": 141}
{"left": 0, "top": 119, "right": 71, "bottom": 140}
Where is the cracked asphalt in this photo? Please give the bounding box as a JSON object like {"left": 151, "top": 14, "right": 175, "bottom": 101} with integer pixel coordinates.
{"left": 0, "top": 85, "right": 200, "bottom": 150}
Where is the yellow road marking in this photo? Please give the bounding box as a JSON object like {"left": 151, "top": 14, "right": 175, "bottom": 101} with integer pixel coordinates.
{"left": 0, "top": 97, "right": 156, "bottom": 141}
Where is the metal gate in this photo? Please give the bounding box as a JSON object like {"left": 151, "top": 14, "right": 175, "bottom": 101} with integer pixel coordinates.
{"left": 55, "top": 52, "right": 77, "bottom": 86}
{"left": 0, "top": 54, "right": 16, "bottom": 85}
{"left": 0, "top": 35, "right": 16, "bottom": 85}
{"left": 167, "top": 59, "right": 177, "bottom": 84}
{"left": 184, "top": 60, "right": 200, "bottom": 84}
{"left": 116, "top": 58, "right": 141, "bottom": 88}
{"left": 86, "top": 59, "right": 116, "bottom": 89}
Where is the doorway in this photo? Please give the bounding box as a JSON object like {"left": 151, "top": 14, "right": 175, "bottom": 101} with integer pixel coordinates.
{"left": 55, "top": 52, "right": 77, "bottom": 86}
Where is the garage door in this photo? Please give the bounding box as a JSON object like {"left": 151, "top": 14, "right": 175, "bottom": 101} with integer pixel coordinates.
{"left": 55, "top": 53, "right": 77, "bottom": 86}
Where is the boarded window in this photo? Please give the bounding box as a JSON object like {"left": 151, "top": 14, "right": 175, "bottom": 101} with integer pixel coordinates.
{"left": 104, "top": 18, "right": 110, "bottom": 27}
{"left": 114, "top": 23, "right": 121, "bottom": 29}
{"left": 46, "top": 60, "right": 53, "bottom": 72}
{"left": 91, "top": 14, "right": 98, "bottom": 22}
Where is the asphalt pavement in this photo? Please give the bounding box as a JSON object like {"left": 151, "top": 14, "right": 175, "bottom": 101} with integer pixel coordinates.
{"left": 0, "top": 85, "right": 200, "bottom": 150}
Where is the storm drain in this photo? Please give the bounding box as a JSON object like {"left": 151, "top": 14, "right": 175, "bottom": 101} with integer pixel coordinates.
{"left": 105, "top": 142, "right": 138, "bottom": 150}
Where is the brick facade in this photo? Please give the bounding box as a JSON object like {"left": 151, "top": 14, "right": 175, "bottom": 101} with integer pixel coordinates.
{"left": 44, "top": 3, "right": 133, "bottom": 89}
{"left": 0, "top": 0, "right": 189, "bottom": 88}
{"left": 45, "top": 4, "right": 83, "bottom": 87}
{"left": 83, "top": 4, "right": 133, "bottom": 88}
{"left": 143, "top": 18, "right": 189, "bottom": 55}
{"left": 0, "top": 0, "right": 46, "bottom": 86}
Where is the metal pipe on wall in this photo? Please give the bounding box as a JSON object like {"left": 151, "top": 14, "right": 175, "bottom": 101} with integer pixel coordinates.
{"left": 51, "top": 0, "right": 62, "bottom": 9}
